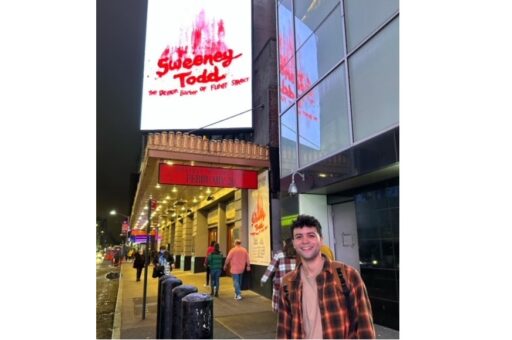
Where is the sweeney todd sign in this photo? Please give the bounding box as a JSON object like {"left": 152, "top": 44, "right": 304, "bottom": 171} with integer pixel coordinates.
{"left": 140, "top": 0, "right": 252, "bottom": 130}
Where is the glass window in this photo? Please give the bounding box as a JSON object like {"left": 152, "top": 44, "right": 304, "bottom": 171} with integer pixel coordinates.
{"left": 278, "top": 0, "right": 295, "bottom": 64}
{"left": 349, "top": 18, "right": 399, "bottom": 142}
{"left": 280, "top": 56, "right": 296, "bottom": 112}
{"left": 298, "top": 65, "right": 350, "bottom": 167}
{"left": 296, "top": 4, "right": 344, "bottom": 96}
{"left": 278, "top": 0, "right": 296, "bottom": 112}
{"left": 280, "top": 105, "right": 298, "bottom": 177}
{"left": 294, "top": 0, "right": 340, "bottom": 49}
{"left": 344, "top": 0, "right": 398, "bottom": 52}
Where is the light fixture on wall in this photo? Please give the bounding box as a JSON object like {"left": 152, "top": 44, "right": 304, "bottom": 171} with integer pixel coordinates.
{"left": 288, "top": 171, "right": 305, "bottom": 196}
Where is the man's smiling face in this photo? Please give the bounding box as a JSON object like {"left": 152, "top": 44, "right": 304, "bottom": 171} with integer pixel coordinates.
{"left": 292, "top": 226, "right": 322, "bottom": 262}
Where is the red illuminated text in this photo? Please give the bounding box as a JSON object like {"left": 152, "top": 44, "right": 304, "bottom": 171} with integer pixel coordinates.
{"left": 173, "top": 66, "right": 226, "bottom": 88}
{"left": 156, "top": 48, "right": 242, "bottom": 78}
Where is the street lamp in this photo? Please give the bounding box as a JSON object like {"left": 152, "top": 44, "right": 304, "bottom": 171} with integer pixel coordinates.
{"left": 110, "top": 209, "right": 131, "bottom": 246}
{"left": 110, "top": 209, "right": 130, "bottom": 221}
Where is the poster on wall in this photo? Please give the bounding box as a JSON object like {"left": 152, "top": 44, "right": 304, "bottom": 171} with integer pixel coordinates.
{"left": 140, "top": 0, "right": 253, "bottom": 130}
{"left": 248, "top": 171, "right": 271, "bottom": 265}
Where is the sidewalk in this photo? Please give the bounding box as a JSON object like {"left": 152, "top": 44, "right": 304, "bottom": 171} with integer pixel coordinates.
{"left": 112, "top": 262, "right": 399, "bottom": 339}
{"left": 113, "top": 262, "right": 277, "bottom": 339}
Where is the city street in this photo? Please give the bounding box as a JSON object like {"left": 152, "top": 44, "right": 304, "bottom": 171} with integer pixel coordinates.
{"left": 96, "top": 256, "right": 120, "bottom": 339}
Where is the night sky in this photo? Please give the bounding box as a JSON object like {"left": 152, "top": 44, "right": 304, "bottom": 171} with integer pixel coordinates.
{"left": 97, "top": 0, "right": 148, "bottom": 243}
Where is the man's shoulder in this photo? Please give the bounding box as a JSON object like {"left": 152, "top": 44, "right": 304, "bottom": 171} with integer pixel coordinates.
{"left": 282, "top": 266, "right": 300, "bottom": 286}
{"left": 330, "top": 260, "right": 363, "bottom": 282}
{"left": 330, "top": 260, "right": 354, "bottom": 270}
{"left": 233, "top": 246, "right": 248, "bottom": 254}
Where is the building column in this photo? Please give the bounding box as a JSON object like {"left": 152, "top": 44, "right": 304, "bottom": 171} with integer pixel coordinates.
{"left": 182, "top": 214, "right": 193, "bottom": 270}
{"left": 174, "top": 219, "right": 183, "bottom": 269}
{"left": 192, "top": 210, "right": 208, "bottom": 273}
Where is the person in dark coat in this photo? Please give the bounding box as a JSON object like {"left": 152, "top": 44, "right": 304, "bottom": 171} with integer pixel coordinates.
{"left": 133, "top": 249, "right": 145, "bottom": 282}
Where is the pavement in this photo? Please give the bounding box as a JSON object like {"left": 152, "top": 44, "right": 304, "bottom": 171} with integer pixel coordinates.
{"left": 112, "top": 262, "right": 399, "bottom": 339}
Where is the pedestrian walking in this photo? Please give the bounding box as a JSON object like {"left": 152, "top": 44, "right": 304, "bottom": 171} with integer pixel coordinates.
{"left": 223, "top": 239, "right": 250, "bottom": 300}
{"left": 153, "top": 245, "right": 174, "bottom": 277}
{"left": 207, "top": 243, "right": 223, "bottom": 297}
{"left": 133, "top": 249, "right": 145, "bottom": 282}
{"left": 113, "top": 248, "right": 121, "bottom": 266}
{"left": 277, "top": 214, "right": 376, "bottom": 339}
{"left": 204, "top": 241, "right": 215, "bottom": 287}
{"left": 260, "top": 238, "right": 296, "bottom": 312}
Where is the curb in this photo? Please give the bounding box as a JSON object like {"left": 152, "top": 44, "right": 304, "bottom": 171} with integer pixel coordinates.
{"left": 111, "top": 266, "right": 124, "bottom": 339}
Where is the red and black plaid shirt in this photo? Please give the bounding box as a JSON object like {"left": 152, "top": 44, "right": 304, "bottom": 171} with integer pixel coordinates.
{"left": 260, "top": 251, "right": 297, "bottom": 312}
{"left": 277, "top": 257, "right": 376, "bottom": 339}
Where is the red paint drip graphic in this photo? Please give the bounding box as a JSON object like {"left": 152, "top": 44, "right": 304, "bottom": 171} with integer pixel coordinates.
{"left": 156, "top": 9, "right": 243, "bottom": 89}
{"left": 279, "top": 30, "right": 316, "bottom": 122}
{"left": 192, "top": 9, "right": 227, "bottom": 55}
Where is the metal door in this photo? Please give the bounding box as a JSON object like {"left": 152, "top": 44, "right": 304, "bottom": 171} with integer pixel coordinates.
{"left": 332, "top": 201, "right": 360, "bottom": 271}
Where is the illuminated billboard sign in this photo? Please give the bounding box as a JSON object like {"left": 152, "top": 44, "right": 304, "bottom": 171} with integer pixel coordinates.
{"left": 140, "top": 0, "right": 253, "bottom": 130}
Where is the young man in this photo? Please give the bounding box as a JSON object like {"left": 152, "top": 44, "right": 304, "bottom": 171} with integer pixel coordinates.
{"left": 277, "top": 215, "right": 376, "bottom": 339}
{"left": 223, "top": 239, "right": 251, "bottom": 300}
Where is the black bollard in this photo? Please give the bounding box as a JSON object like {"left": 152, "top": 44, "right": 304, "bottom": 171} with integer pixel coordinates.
{"left": 156, "top": 275, "right": 173, "bottom": 338}
{"left": 160, "top": 277, "right": 182, "bottom": 339}
{"left": 171, "top": 285, "right": 198, "bottom": 339}
{"left": 182, "top": 293, "right": 214, "bottom": 339}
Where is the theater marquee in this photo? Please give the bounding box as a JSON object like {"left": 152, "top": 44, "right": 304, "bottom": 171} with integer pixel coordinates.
{"left": 159, "top": 164, "right": 258, "bottom": 189}
{"left": 140, "top": 0, "right": 253, "bottom": 130}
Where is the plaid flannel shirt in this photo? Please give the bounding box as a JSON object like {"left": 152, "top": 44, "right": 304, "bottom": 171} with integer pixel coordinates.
{"left": 277, "top": 257, "right": 376, "bottom": 339}
{"left": 261, "top": 251, "right": 297, "bottom": 312}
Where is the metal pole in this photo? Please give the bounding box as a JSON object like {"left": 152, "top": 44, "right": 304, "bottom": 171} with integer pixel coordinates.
{"left": 142, "top": 198, "right": 152, "bottom": 320}
{"left": 125, "top": 215, "right": 131, "bottom": 249}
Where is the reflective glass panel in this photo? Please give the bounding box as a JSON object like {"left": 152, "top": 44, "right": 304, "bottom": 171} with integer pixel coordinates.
{"left": 278, "top": 0, "right": 296, "bottom": 112}
{"left": 294, "top": 0, "right": 340, "bottom": 49}
{"left": 278, "top": 0, "right": 295, "bottom": 64}
{"left": 296, "top": 4, "right": 344, "bottom": 96}
{"left": 280, "top": 105, "right": 298, "bottom": 176}
{"left": 344, "top": 0, "right": 398, "bottom": 52}
{"left": 349, "top": 18, "right": 399, "bottom": 141}
{"left": 280, "top": 56, "right": 296, "bottom": 112}
{"left": 298, "top": 65, "right": 350, "bottom": 167}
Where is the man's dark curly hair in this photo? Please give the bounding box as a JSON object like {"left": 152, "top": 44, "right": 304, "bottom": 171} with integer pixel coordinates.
{"left": 291, "top": 214, "right": 322, "bottom": 237}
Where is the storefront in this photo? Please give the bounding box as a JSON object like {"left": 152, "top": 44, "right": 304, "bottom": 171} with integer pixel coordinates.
{"left": 128, "top": 132, "right": 271, "bottom": 290}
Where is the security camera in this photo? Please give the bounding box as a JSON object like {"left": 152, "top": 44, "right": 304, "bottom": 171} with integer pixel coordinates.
{"left": 288, "top": 171, "right": 304, "bottom": 196}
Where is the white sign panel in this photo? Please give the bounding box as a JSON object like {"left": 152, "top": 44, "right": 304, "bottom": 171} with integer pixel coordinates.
{"left": 140, "top": 0, "right": 253, "bottom": 130}
{"left": 248, "top": 171, "right": 271, "bottom": 265}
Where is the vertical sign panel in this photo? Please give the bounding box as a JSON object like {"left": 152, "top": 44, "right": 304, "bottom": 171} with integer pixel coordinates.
{"left": 248, "top": 171, "right": 271, "bottom": 265}
{"left": 140, "top": 0, "right": 253, "bottom": 130}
